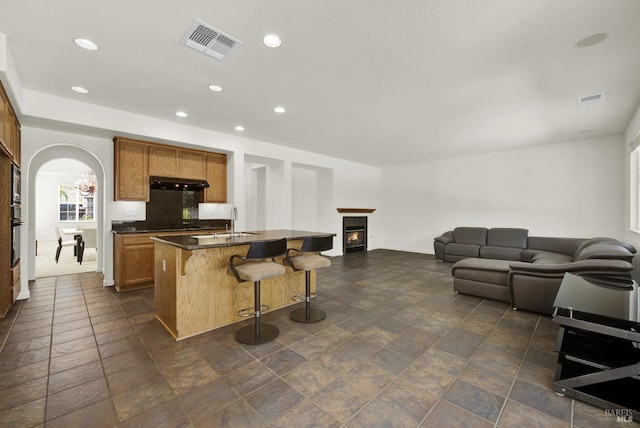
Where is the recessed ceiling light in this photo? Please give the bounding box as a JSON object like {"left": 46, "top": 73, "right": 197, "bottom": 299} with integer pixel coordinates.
{"left": 208, "top": 84, "right": 223, "bottom": 92}
{"left": 235, "top": 125, "right": 245, "bottom": 131}
{"left": 74, "top": 38, "right": 98, "bottom": 51}
{"left": 71, "top": 86, "right": 89, "bottom": 94}
{"left": 274, "top": 106, "right": 286, "bottom": 113}
{"left": 176, "top": 111, "right": 188, "bottom": 118}
{"left": 262, "top": 34, "right": 282, "bottom": 48}
{"left": 575, "top": 32, "right": 609, "bottom": 48}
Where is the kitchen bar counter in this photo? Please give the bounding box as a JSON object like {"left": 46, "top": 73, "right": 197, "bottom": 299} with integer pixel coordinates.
{"left": 151, "top": 229, "right": 335, "bottom": 250}
{"left": 152, "top": 230, "right": 335, "bottom": 340}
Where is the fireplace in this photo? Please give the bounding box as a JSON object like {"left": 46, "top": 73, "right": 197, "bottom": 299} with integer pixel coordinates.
{"left": 343, "top": 216, "right": 367, "bottom": 254}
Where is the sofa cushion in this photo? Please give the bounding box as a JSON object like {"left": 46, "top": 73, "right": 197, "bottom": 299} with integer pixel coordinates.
{"left": 529, "top": 251, "right": 573, "bottom": 263}
{"left": 479, "top": 246, "right": 523, "bottom": 261}
{"left": 531, "top": 258, "right": 568, "bottom": 265}
{"left": 573, "top": 244, "right": 634, "bottom": 263}
{"left": 452, "top": 227, "right": 488, "bottom": 245}
{"left": 487, "top": 228, "right": 528, "bottom": 248}
{"left": 527, "top": 236, "right": 586, "bottom": 257}
{"left": 446, "top": 243, "right": 481, "bottom": 258}
{"left": 451, "top": 258, "right": 511, "bottom": 286}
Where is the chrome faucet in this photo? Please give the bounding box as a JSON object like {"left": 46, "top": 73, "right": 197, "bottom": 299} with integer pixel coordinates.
{"left": 230, "top": 206, "right": 238, "bottom": 236}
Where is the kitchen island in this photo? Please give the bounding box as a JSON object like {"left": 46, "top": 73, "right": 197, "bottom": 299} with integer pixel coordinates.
{"left": 151, "top": 230, "right": 335, "bottom": 340}
{"left": 111, "top": 220, "right": 230, "bottom": 292}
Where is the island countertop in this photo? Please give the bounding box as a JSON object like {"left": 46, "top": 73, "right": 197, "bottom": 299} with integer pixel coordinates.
{"left": 151, "top": 229, "right": 336, "bottom": 250}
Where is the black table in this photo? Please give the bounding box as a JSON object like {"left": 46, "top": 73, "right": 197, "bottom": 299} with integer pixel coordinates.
{"left": 553, "top": 273, "right": 639, "bottom": 422}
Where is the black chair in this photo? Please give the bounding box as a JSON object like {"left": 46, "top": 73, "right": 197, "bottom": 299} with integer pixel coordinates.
{"left": 285, "top": 235, "right": 333, "bottom": 323}
{"left": 229, "top": 238, "right": 287, "bottom": 345}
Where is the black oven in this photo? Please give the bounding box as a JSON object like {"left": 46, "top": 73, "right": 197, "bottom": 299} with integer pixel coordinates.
{"left": 11, "top": 164, "right": 22, "bottom": 267}
{"left": 11, "top": 222, "right": 21, "bottom": 267}
{"left": 12, "top": 164, "right": 21, "bottom": 206}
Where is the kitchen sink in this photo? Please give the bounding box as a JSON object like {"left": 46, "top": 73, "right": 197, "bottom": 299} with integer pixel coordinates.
{"left": 191, "top": 232, "right": 256, "bottom": 239}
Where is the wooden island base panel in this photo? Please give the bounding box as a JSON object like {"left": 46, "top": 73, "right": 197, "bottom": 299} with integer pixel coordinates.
{"left": 152, "top": 230, "right": 334, "bottom": 340}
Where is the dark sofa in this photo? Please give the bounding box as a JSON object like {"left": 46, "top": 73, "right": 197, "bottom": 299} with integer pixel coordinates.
{"left": 434, "top": 227, "right": 636, "bottom": 314}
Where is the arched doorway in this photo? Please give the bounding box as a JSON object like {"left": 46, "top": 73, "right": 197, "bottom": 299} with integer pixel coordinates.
{"left": 35, "top": 158, "right": 97, "bottom": 277}
{"left": 22, "top": 144, "right": 106, "bottom": 299}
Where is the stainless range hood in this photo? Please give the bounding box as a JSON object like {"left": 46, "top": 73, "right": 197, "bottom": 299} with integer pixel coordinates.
{"left": 149, "top": 176, "right": 210, "bottom": 191}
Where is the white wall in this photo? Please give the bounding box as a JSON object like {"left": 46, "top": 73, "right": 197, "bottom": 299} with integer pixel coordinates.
{"left": 379, "top": 135, "right": 626, "bottom": 254}
{"left": 292, "top": 167, "right": 318, "bottom": 231}
{"left": 624, "top": 102, "right": 640, "bottom": 253}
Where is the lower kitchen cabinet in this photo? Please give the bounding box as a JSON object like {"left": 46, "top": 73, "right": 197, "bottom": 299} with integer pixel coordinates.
{"left": 113, "top": 234, "right": 154, "bottom": 292}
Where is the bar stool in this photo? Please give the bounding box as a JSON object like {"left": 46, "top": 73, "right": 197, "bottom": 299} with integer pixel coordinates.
{"left": 285, "top": 235, "right": 333, "bottom": 323}
{"left": 229, "top": 238, "right": 287, "bottom": 345}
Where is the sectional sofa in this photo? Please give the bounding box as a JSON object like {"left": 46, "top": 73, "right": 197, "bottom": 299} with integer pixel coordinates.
{"left": 433, "top": 227, "right": 636, "bottom": 314}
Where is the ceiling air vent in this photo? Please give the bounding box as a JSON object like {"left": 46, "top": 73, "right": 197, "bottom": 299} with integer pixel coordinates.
{"left": 577, "top": 93, "right": 604, "bottom": 107}
{"left": 180, "top": 20, "right": 242, "bottom": 60}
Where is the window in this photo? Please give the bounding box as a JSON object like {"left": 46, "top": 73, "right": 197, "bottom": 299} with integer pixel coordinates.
{"left": 59, "top": 184, "right": 96, "bottom": 221}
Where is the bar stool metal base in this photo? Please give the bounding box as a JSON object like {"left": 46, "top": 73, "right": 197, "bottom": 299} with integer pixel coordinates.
{"left": 235, "top": 323, "right": 279, "bottom": 345}
{"left": 290, "top": 307, "right": 326, "bottom": 323}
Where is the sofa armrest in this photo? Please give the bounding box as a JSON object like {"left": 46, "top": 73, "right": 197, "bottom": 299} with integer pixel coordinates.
{"left": 509, "top": 259, "right": 633, "bottom": 276}
{"left": 573, "top": 244, "right": 634, "bottom": 263}
{"left": 434, "top": 231, "right": 453, "bottom": 244}
{"left": 433, "top": 231, "right": 453, "bottom": 261}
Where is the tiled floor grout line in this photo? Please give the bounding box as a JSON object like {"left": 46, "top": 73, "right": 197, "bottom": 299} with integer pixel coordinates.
{"left": 42, "top": 276, "right": 58, "bottom": 424}
{"left": 491, "top": 312, "right": 543, "bottom": 428}
{"left": 415, "top": 300, "right": 514, "bottom": 428}
{"left": 80, "top": 274, "right": 125, "bottom": 427}
{"left": 105, "top": 279, "right": 192, "bottom": 426}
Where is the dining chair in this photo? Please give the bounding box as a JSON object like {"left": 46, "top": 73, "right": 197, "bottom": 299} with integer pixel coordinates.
{"left": 55, "top": 226, "right": 76, "bottom": 263}
{"left": 78, "top": 228, "right": 97, "bottom": 265}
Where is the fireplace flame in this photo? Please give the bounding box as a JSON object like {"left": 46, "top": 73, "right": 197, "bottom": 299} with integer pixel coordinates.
{"left": 347, "top": 232, "right": 360, "bottom": 242}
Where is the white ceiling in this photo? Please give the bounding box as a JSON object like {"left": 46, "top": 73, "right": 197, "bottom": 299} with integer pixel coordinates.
{"left": 1, "top": 0, "right": 639, "bottom": 166}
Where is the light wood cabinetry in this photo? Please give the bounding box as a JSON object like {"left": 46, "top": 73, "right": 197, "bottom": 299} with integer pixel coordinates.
{"left": 114, "top": 137, "right": 149, "bottom": 201}
{"left": 148, "top": 145, "right": 178, "bottom": 177}
{"left": 113, "top": 234, "right": 155, "bottom": 292}
{"left": 113, "top": 229, "right": 219, "bottom": 292}
{"left": 114, "top": 137, "right": 226, "bottom": 202}
{"left": 0, "top": 82, "right": 20, "bottom": 167}
{"left": 205, "top": 153, "right": 227, "bottom": 203}
{"left": 0, "top": 154, "right": 11, "bottom": 317}
{"left": 179, "top": 150, "right": 206, "bottom": 179}
{"left": 0, "top": 80, "right": 20, "bottom": 318}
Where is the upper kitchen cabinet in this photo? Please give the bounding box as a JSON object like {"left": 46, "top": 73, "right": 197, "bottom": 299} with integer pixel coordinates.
{"left": 205, "top": 153, "right": 227, "bottom": 203}
{"left": 114, "top": 137, "right": 149, "bottom": 201}
{"left": 0, "top": 82, "right": 21, "bottom": 167}
{"left": 149, "top": 145, "right": 179, "bottom": 177}
{"left": 114, "top": 136, "right": 227, "bottom": 202}
{"left": 179, "top": 150, "right": 206, "bottom": 180}
{"left": 149, "top": 145, "right": 206, "bottom": 180}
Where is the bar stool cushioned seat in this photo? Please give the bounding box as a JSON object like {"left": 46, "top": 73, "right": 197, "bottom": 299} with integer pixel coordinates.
{"left": 230, "top": 238, "right": 287, "bottom": 345}
{"left": 286, "top": 235, "right": 333, "bottom": 323}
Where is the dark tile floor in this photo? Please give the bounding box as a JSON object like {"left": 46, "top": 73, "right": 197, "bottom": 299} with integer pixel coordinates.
{"left": 0, "top": 250, "right": 624, "bottom": 427}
